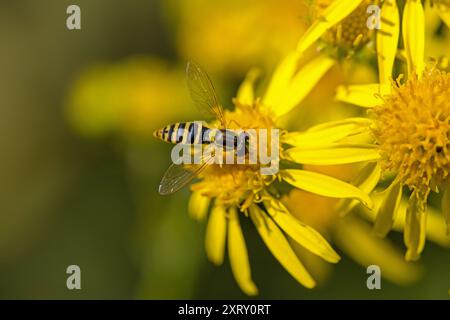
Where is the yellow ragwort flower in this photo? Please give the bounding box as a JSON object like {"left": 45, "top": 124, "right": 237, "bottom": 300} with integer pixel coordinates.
{"left": 335, "top": 0, "right": 450, "bottom": 261}
{"left": 298, "top": 0, "right": 385, "bottom": 56}
{"left": 65, "top": 57, "right": 192, "bottom": 139}
{"left": 158, "top": 52, "right": 376, "bottom": 295}
{"left": 314, "top": 0, "right": 379, "bottom": 49}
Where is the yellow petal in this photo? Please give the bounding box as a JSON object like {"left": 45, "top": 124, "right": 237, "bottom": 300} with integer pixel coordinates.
{"left": 296, "top": 0, "right": 364, "bottom": 53}
{"left": 376, "top": 0, "right": 400, "bottom": 84}
{"left": 334, "top": 216, "right": 422, "bottom": 286}
{"left": 336, "top": 163, "right": 381, "bottom": 216}
{"left": 402, "top": 0, "right": 425, "bottom": 77}
{"left": 288, "top": 241, "right": 333, "bottom": 285}
{"left": 441, "top": 187, "right": 450, "bottom": 235}
{"left": 336, "top": 84, "right": 387, "bottom": 108}
{"left": 227, "top": 207, "right": 258, "bottom": 296}
{"left": 263, "top": 199, "right": 340, "bottom": 263}
{"left": 188, "top": 191, "right": 210, "bottom": 221}
{"left": 264, "top": 53, "right": 334, "bottom": 118}
{"left": 404, "top": 192, "right": 427, "bottom": 261}
{"left": 281, "top": 169, "right": 373, "bottom": 208}
{"left": 281, "top": 117, "right": 372, "bottom": 147}
{"left": 425, "top": 203, "right": 450, "bottom": 248}
{"left": 364, "top": 192, "right": 450, "bottom": 248}
{"left": 263, "top": 52, "right": 300, "bottom": 110}
{"left": 249, "top": 205, "right": 315, "bottom": 288}
{"left": 284, "top": 143, "right": 380, "bottom": 165}
{"left": 236, "top": 68, "right": 260, "bottom": 106}
{"left": 205, "top": 204, "right": 227, "bottom": 265}
{"left": 373, "top": 181, "right": 403, "bottom": 237}
{"left": 275, "top": 54, "right": 335, "bottom": 117}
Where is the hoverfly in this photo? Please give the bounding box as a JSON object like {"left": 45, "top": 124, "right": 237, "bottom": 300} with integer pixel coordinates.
{"left": 154, "top": 61, "right": 248, "bottom": 195}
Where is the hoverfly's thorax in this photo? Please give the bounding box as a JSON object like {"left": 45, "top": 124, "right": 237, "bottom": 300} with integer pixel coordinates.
{"left": 212, "top": 129, "right": 238, "bottom": 150}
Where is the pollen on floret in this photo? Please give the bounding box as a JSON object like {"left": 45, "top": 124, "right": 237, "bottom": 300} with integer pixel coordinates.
{"left": 372, "top": 68, "right": 450, "bottom": 203}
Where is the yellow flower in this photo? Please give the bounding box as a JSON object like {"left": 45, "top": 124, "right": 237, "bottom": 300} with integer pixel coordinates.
{"left": 165, "top": 0, "right": 308, "bottom": 75}
{"left": 297, "top": 0, "right": 388, "bottom": 57}
{"left": 335, "top": 0, "right": 450, "bottom": 261}
{"left": 315, "top": 0, "right": 378, "bottom": 48}
{"left": 183, "top": 52, "right": 376, "bottom": 295}
{"left": 294, "top": 0, "right": 402, "bottom": 105}
{"left": 65, "top": 57, "right": 192, "bottom": 139}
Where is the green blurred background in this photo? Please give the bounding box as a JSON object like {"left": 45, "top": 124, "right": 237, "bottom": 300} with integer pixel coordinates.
{"left": 0, "top": 0, "right": 449, "bottom": 299}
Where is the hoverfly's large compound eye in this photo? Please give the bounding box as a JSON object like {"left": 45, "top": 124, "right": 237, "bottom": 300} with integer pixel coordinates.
{"left": 236, "top": 131, "right": 251, "bottom": 150}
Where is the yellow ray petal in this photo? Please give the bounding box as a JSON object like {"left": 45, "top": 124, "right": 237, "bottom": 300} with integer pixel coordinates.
{"left": 188, "top": 191, "right": 210, "bottom": 221}
{"left": 308, "top": 117, "right": 372, "bottom": 132}
{"left": 376, "top": 0, "right": 400, "bottom": 84}
{"left": 205, "top": 204, "right": 227, "bottom": 265}
{"left": 289, "top": 240, "right": 333, "bottom": 286}
{"left": 281, "top": 169, "right": 373, "bottom": 208}
{"left": 336, "top": 162, "right": 381, "bottom": 216}
{"left": 281, "top": 118, "right": 372, "bottom": 147}
{"left": 284, "top": 143, "right": 380, "bottom": 165}
{"left": 236, "top": 68, "right": 260, "bottom": 106}
{"left": 364, "top": 192, "right": 450, "bottom": 248}
{"left": 263, "top": 198, "right": 340, "bottom": 263}
{"left": 425, "top": 203, "right": 450, "bottom": 247}
{"left": 404, "top": 192, "right": 427, "bottom": 261}
{"left": 227, "top": 207, "right": 258, "bottom": 296}
{"left": 336, "top": 84, "right": 387, "bottom": 108}
{"left": 264, "top": 53, "right": 334, "bottom": 118}
{"left": 296, "top": 0, "right": 364, "bottom": 53}
{"left": 249, "top": 205, "right": 315, "bottom": 288}
{"left": 373, "top": 181, "right": 403, "bottom": 237}
{"left": 334, "top": 216, "right": 423, "bottom": 286}
{"left": 263, "top": 52, "right": 300, "bottom": 110}
{"left": 275, "top": 54, "right": 335, "bottom": 117}
{"left": 441, "top": 187, "right": 450, "bottom": 235}
{"left": 402, "top": 0, "right": 425, "bottom": 77}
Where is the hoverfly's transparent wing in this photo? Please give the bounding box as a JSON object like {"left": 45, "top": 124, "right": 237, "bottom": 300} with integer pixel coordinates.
{"left": 186, "top": 61, "right": 225, "bottom": 126}
{"left": 158, "top": 152, "right": 215, "bottom": 195}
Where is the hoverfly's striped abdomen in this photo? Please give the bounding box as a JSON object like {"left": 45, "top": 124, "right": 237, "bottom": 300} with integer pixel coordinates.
{"left": 154, "top": 122, "right": 209, "bottom": 145}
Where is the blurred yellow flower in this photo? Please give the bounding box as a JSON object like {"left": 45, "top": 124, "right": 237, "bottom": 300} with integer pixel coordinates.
{"left": 65, "top": 56, "right": 192, "bottom": 139}
{"left": 165, "top": 0, "right": 308, "bottom": 75}
{"left": 165, "top": 52, "right": 378, "bottom": 295}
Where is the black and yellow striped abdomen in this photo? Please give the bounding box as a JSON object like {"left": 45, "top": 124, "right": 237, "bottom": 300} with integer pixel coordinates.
{"left": 153, "top": 122, "right": 209, "bottom": 145}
